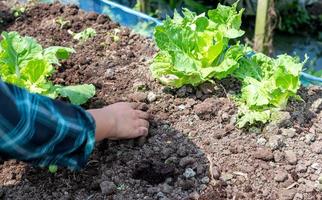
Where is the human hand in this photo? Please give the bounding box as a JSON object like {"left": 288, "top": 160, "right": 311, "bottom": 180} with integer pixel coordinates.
{"left": 88, "top": 102, "right": 150, "bottom": 142}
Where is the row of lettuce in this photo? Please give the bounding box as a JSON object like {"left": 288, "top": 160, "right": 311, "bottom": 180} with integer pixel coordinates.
{"left": 150, "top": 2, "right": 306, "bottom": 127}
{"left": 0, "top": 2, "right": 306, "bottom": 128}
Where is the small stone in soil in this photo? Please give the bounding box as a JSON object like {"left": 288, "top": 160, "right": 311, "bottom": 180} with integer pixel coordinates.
{"left": 129, "top": 92, "right": 147, "bottom": 102}
{"left": 285, "top": 150, "right": 297, "bottom": 165}
{"left": 201, "top": 176, "right": 210, "bottom": 184}
{"left": 317, "top": 183, "right": 322, "bottom": 192}
{"left": 100, "top": 181, "right": 117, "bottom": 195}
{"left": 257, "top": 137, "right": 267, "bottom": 146}
{"left": 311, "top": 163, "right": 321, "bottom": 170}
{"left": 179, "top": 179, "right": 195, "bottom": 190}
{"left": 160, "top": 183, "right": 172, "bottom": 194}
{"left": 147, "top": 187, "right": 157, "bottom": 194}
{"left": 156, "top": 192, "right": 165, "bottom": 199}
{"left": 183, "top": 168, "right": 196, "bottom": 178}
{"left": 179, "top": 156, "right": 196, "bottom": 167}
{"left": 296, "top": 164, "right": 308, "bottom": 173}
{"left": 263, "top": 123, "right": 279, "bottom": 136}
{"left": 304, "top": 180, "right": 316, "bottom": 193}
{"left": 221, "top": 173, "right": 233, "bottom": 182}
{"left": 271, "top": 111, "right": 292, "bottom": 128}
{"left": 176, "top": 86, "right": 188, "bottom": 97}
{"left": 147, "top": 92, "right": 157, "bottom": 103}
{"left": 311, "top": 141, "right": 322, "bottom": 154}
{"left": 189, "top": 191, "right": 200, "bottom": 200}
{"left": 281, "top": 128, "right": 296, "bottom": 138}
{"left": 310, "top": 98, "right": 322, "bottom": 112}
{"left": 211, "top": 166, "right": 221, "bottom": 180}
{"left": 268, "top": 135, "right": 285, "bottom": 150}
{"left": 253, "top": 148, "right": 274, "bottom": 161}
{"left": 104, "top": 68, "right": 115, "bottom": 78}
{"left": 293, "top": 193, "right": 304, "bottom": 200}
{"left": 278, "top": 188, "right": 296, "bottom": 200}
{"left": 178, "top": 104, "right": 186, "bottom": 110}
{"left": 274, "top": 170, "right": 288, "bottom": 182}
{"left": 305, "top": 133, "right": 316, "bottom": 144}
{"left": 97, "top": 15, "right": 109, "bottom": 24}
{"left": 193, "top": 98, "right": 219, "bottom": 118}
{"left": 177, "top": 146, "right": 188, "bottom": 157}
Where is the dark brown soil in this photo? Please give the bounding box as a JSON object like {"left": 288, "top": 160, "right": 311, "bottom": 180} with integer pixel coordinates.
{"left": 1, "top": 2, "right": 322, "bottom": 200}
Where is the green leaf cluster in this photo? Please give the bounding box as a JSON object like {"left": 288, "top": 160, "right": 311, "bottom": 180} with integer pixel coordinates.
{"left": 151, "top": 3, "right": 306, "bottom": 127}
{"left": 233, "top": 53, "right": 305, "bottom": 127}
{"left": 151, "top": 2, "right": 244, "bottom": 88}
{"left": 0, "top": 31, "right": 95, "bottom": 105}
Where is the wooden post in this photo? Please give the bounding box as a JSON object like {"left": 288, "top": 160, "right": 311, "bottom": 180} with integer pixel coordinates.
{"left": 254, "top": 0, "right": 270, "bottom": 53}
{"left": 139, "top": 0, "right": 150, "bottom": 13}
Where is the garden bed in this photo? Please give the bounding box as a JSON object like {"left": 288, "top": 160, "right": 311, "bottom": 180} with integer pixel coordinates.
{"left": 1, "top": 2, "right": 322, "bottom": 200}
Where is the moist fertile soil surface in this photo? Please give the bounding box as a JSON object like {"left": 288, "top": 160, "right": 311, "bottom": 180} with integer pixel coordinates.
{"left": 1, "top": 2, "right": 322, "bottom": 200}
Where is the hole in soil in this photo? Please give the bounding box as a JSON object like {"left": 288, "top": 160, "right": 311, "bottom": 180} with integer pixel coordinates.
{"left": 132, "top": 160, "right": 176, "bottom": 185}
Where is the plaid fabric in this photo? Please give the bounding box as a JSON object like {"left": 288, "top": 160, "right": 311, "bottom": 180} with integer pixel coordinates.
{"left": 0, "top": 80, "right": 96, "bottom": 170}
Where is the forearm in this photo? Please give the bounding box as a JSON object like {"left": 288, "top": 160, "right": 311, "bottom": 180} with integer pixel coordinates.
{"left": 0, "top": 80, "right": 96, "bottom": 170}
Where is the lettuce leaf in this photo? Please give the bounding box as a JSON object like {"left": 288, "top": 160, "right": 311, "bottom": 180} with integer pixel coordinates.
{"left": 234, "top": 51, "right": 305, "bottom": 127}
{"left": 58, "top": 84, "right": 96, "bottom": 105}
{"left": 150, "top": 2, "right": 305, "bottom": 128}
{"left": 0, "top": 31, "right": 95, "bottom": 105}
{"left": 151, "top": 3, "right": 245, "bottom": 88}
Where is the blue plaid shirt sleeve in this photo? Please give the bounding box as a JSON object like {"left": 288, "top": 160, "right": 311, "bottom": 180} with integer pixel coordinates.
{"left": 0, "top": 80, "right": 96, "bottom": 170}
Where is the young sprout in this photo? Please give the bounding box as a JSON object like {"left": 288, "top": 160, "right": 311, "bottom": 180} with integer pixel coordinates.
{"left": 12, "top": 6, "right": 26, "bottom": 18}
{"left": 109, "top": 28, "right": 120, "bottom": 42}
{"left": 49, "top": 165, "right": 58, "bottom": 173}
{"left": 69, "top": 28, "right": 97, "bottom": 42}
{"left": 55, "top": 17, "right": 71, "bottom": 29}
{"left": 116, "top": 184, "right": 126, "bottom": 191}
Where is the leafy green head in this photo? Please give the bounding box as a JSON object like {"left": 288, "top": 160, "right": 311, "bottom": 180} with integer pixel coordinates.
{"left": 0, "top": 31, "right": 95, "bottom": 105}
{"left": 150, "top": 2, "right": 245, "bottom": 88}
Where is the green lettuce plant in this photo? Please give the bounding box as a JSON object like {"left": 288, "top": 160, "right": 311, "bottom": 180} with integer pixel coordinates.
{"left": 150, "top": 2, "right": 306, "bottom": 127}
{"left": 151, "top": 2, "right": 244, "bottom": 88}
{"left": 233, "top": 51, "right": 306, "bottom": 127}
{"left": 0, "top": 31, "right": 95, "bottom": 105}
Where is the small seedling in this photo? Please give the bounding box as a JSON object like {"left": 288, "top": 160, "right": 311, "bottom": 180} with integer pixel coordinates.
{"left": 55, "top": 17, "right": 71, "bottom": 29}
{"left": 109, "top": 28, "right": 120, "bottom": 42}
{"left": 116, "top": 184, "right": 126, "bottom": 191}
{"left": 49, "top": 165, "right": 58, "bottom": 173}
{"left": 69, "top": 28, "right": 97, "bottom": 42}
{"left": 12, "top": 6, "right": 26, "bottom": 18}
